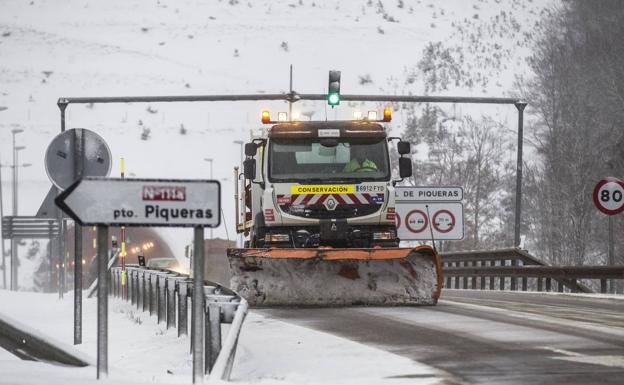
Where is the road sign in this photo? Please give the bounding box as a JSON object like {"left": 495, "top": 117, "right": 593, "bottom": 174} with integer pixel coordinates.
{"left": 45, "top": 128, "right": 112, "bottom": 190}
{"left": 396, "top": 202, "right": 463, "bottom": 240}
{"left": 593, "top": 177, "right": 624, "bottom": 216}
{"left": 36, "top": 186, "right": 68, "bottom": 219}
{"left": 56, "top": 177, "right": 221, "bottom": 227}
{"left": 395, "top": 186, "right": 463, "bottom": 202}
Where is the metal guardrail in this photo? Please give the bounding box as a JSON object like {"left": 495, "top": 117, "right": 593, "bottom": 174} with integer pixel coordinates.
{"left": 440, "top": 248, "right": 623, "bottom": 294}
{"left": 110, "top": 266, "right": 248, "bottom": 380}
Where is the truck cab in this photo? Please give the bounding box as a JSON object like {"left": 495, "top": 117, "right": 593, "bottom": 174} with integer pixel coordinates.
{"left": 236, "top": 113, "right": 412, "bottom": 249}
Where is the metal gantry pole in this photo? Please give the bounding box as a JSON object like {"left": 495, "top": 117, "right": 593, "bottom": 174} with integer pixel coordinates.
{"left": 192, "top": 226, "right": 205, "bottom": 383}
{"left": 57, "top": 102, "right": 67, "bottom": 299}
{"left": 96, "top": 225, "right": 109, "bottom": 379}
{"left": 74, "top": 129, "right": 84, "bottom": 344}
{"left": 514, "top": 102, "right": 527, "bottom": 247}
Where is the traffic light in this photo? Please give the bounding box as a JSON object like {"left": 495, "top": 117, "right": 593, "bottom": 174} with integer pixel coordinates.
{"left": 327, "top": 70, "right": 341, "bottom": 106}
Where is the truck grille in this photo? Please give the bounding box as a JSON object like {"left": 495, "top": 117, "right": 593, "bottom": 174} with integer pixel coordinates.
{"left": 278, "top": 203, "right": 382, "bottom": 219}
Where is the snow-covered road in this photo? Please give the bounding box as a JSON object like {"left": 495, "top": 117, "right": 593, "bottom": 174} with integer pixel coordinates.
{"left": 261, "top": 290, "right": 624, "bottom": 385}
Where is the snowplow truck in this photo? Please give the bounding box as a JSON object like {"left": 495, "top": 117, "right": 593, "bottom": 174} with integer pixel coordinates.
{"left": 227, "top": 110, "right": 442, "bottom": 306}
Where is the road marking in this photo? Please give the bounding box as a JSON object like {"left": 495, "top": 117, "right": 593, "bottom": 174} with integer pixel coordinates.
{"left": 544, "top": 347, "right": 624, "bottom": 368}
{"left": 440, "top": 299, "right": 624, "bottom": 338}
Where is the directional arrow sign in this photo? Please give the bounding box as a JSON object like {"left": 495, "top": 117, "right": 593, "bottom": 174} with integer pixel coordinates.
{"left": 55, "top": 177, "right": 220, "bottom": 227}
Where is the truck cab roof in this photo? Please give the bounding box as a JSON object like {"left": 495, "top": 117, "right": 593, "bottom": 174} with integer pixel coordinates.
{"left": 268, "top": 121, "right": 387, "bottom": 139}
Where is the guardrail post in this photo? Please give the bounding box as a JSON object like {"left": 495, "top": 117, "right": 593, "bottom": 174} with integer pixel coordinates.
{"left": 143, "top": 272, "right": 150, "bottom": 312}
{"left": 130, "top": 270, "right": 137, "bottom": 305}
{"left": 489, "top": 260, "right": 495, "bottom": 289}
{"left": 462, "top": 261, "right": 468, "bottom": 289}
{"left": 137, "top": 270, "right": 144, "bottom": 310}
{"left": 205, "top": 303, "right": 222, "bottom": 374}
{"left": 557, "top": 280, "right": 564, "bottom": 292}
{"left": 521, "top": 267, "right": 528, "bottom": 291}
{"left": 445, "top": 263, "right": 452, "bottom": 288}
{"left": 167, "top": 278, "right": 177, "bottom": 329}
{"left": 600, "top": 278, "right": 607, "bottom": 294}
{"left": 157, "top": 274, "right": 167, "bottom": 324}
{"left": 499, "top": 260, "right": 505, "bottom": 290}
{"left": 537, "top": 278, "right": 543, "bottom": 292}
{"left": 545, "top": 277, "right": 552, "bottom": 292}
{"left": 149, "top": 272, "right": 157, "bottom": 316}
{"left": 480, "top": 261, "right": 486, "bottom": 290}
{"left": 510, "top": 258, "right": 518, "bottom": 291}
{"left": 178, "top": 280, "right": 189, "bottom": 337}
{"left": 471, "top": 261, "right": 477, "bottom": 290}
{"left": 454, "top": 262, "right": 459, "bottom": 289}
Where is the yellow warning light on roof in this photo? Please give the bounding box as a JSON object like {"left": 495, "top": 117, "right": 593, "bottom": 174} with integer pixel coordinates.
{"left": 383, "top": 107, "right": 392, "bottom": 122}
{"left": 261, "top": 110, "right": 271, "bottom": 124}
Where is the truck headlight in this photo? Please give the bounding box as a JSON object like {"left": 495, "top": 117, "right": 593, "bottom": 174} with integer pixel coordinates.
{"left": 265, "top": 234, "right": 290, "bottom": 242}
{"left": 373, "top": 231, "right": 394, "bottom": 240}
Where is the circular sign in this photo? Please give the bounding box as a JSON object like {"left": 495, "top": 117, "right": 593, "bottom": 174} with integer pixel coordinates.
{"left": 395, "top": 212, "right": 401, "bottom": 230}
{"left": 433, "top": 209, "right": 455, "bottom": 233}
{"left": 593, "top": 177, "right": 624, "bottom": 215}
{"left": 45, "top": 128, "right": 112, "bottom": 190}
{"left": 405, "top": 209, "right": 428, "bottom": 233}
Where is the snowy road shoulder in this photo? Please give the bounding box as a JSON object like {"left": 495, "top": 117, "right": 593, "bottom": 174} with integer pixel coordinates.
{"left": 232, "top": 311, "right": 442, "bottom": 385}
{"left": 0, "top": 290, "right": 441, "bottom": 384}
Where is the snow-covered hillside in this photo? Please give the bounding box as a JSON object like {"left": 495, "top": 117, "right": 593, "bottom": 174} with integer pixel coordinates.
{"left": 0, "top": 0, "right": 554, "bottom": 254}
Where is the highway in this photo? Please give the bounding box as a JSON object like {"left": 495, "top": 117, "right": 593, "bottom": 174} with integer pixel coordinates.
{"left": 259, "top": 290, "right": 624, "bottom": 384}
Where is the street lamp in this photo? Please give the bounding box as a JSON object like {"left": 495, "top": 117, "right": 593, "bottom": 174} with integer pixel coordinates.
{"left": 232, "top": 140, "right": 244, "bottom": 167}
{"left": 204, "top": 158, "right": 214, "bottom": 239}
{"left": 203, "top": 158, "right": 213, "bottom": 179}
{"left": 12, "top": 144, "right": 26, "bottom": 215}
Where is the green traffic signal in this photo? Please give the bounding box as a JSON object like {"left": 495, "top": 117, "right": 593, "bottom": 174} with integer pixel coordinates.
{"left": 328, "top": 93, "right": 340, "bottom": 106}
{"left": 327, "top": 70, "right": 341, "bottom": 106}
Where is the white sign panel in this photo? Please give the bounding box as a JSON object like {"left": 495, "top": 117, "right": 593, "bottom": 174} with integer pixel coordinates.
{"left": 396, "top": 202, "right": 464, "bottom": 241}
{"left": 395, "top": 186, "right": 463, "bottom": 202}
{"left": 56, "top": 177, "right": 220, "bottom": 227}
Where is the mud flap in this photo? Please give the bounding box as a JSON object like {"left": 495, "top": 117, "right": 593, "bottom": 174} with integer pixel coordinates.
{"left": 227, "top": 246, "right": 442, "bottom": 307}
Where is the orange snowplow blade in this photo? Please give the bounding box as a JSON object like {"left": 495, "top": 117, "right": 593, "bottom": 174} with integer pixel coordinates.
{"left": 227, "top": 246, "right": 443, "bottom": 307}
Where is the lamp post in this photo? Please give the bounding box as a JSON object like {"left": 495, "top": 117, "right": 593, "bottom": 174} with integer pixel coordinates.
{"left": 11, "top": 129, "right": 24, "bottom": 216}
{"left": 232, "top": 141, "right": 244, "bottom": 247}
{"left": 204, "top": 158, "right": 214, "bottom": 239}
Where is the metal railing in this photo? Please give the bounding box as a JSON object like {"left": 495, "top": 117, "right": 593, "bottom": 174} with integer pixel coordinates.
{"left": 441, "top": 248, "right": 624, "bottom": 294}
{"left": 110, "top": 265, "right": 248, "bottom": 380}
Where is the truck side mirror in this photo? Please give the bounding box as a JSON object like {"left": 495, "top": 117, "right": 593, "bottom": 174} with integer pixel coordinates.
{"left": 245, "top": 142, "right": 257, "bottom": 157}
{"left": 399, "top": 157, "right": 412, "bottom": 179}
{"left": 397, "top": 141, "right": 410, "bottom": 155}
{"left": 243, "top": 158, "right": 256, "bottom": 180}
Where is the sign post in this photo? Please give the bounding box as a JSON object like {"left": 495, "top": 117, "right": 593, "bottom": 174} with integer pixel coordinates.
{"left": 44, "top": 128, "right": 111, "bottom": 342}
{"left": 55, "top": 177, "right": 220, "bottom": 381}
{"left": 96, "top": 224, "right": 108, "bottom": 379}
{"left": 592, "top": 177, "right": 624, "bottom": 293}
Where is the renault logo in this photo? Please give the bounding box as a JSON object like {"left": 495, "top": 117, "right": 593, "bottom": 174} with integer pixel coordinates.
{"left": 324, "top": 197, "right": 338, "bottom": 211}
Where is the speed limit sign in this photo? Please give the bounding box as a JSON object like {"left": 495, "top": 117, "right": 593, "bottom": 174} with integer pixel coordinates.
{"left": 593, "top": 177, "right": 624, "bottom": 215}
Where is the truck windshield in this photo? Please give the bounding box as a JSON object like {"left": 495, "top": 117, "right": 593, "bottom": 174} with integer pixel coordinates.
{"left": 268, "top": 138, "right": 390, "bottom": 182}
